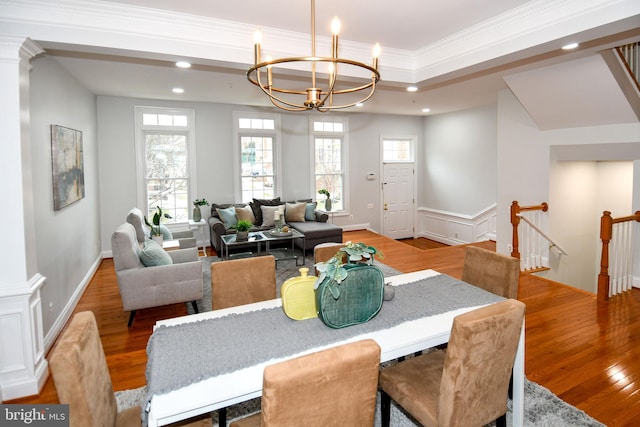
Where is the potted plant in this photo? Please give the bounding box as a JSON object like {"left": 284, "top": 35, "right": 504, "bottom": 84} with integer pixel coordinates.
{"left": 192, "top": 198, "right": 209, "bottom": 222}
{"left": 234, "top": 219, "right": 252, "bottom": 241}
{"left": 318, "top": 189, "right": 332, "bottom": 211}
{"left": 144, "top": 206, "right": 172, "bottom": 244}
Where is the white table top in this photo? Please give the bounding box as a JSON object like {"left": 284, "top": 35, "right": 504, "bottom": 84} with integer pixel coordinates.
{"left": 146, "top": 269, "right": 524, "bottom": 426}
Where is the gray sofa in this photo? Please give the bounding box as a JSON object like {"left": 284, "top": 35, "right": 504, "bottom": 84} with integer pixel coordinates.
{"left": 208, "top": 198, "right": 342, "bottom": 254}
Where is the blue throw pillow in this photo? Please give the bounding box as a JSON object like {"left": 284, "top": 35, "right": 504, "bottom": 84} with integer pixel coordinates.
{"left": 139, "top": 240, "right": 173, "bottom": 266}
{"left": 159, "top": 224, "right": 173, "bottom": 240}
{"left": 305, "top": 202, "right": 317, "bottom": 221}
{"left": 216, "top": 206, "right": 238, "bottom": 229}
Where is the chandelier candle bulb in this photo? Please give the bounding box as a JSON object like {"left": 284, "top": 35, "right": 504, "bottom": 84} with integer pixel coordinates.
{"left": 253, "top": 30, "right": 262, "bottom": 64}
{"left": 373, "top": 43, "right": 381, "bottom": 70}
{"left": 331, "top": 17, "right": 340, "bottom": 58}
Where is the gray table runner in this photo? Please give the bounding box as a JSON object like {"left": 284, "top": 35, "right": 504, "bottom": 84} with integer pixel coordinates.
{"left": 144, "top": 273, "right": 502, "bottom": 423}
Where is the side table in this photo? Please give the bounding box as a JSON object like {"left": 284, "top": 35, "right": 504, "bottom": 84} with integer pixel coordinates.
{"left": 188, "top": 219, "right": 207, "bottom": 257}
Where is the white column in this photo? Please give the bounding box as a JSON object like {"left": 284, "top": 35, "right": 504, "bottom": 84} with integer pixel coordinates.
{"left": 0, "top": 36, "right": 48, "bottom": 401}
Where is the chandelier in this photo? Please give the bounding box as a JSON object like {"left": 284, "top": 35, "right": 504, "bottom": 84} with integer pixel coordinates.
{"left": 247, "top": 0, "right": 381, "bottom": 112}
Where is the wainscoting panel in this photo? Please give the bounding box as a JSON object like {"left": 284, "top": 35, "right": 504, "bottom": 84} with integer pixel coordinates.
{"left": 417, "top": 204, "right": 497, "bottom": 245}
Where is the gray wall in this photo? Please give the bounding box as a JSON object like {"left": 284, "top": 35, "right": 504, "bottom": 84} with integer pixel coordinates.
{"left": 30, "top": 56, "right": 101, "bottom": 337}
{"left": 422, "top": 104, "right": 498, "bottom": 215}
{"left": 497, "top": 89, "right": 640, "bottom": 292}
{"left": 97, "top": 97, "right": 424, "bottom": 246}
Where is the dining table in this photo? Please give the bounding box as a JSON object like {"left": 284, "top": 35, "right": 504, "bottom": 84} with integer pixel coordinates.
{"left": 144, "top": 268, "right": 525, "bottom": 427}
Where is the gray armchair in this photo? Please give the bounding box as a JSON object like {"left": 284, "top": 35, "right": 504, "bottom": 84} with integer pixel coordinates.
{"left": 111, "top": 223, "right": 203, "bottom": 327}
{"left": 126, "top": 207, "right": 196, "bottom": 249}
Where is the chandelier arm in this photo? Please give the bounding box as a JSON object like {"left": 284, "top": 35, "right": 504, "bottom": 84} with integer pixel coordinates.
{"left": 316, "top": 62, "right": 339, "bottom": 109}
{"left": 254, "top": 69, "right": 310, "bottom": 111}
{"left": 318, "top": 78, "right": 378, "bottom": 111}
{"left": 248, "top": 57, "right": 380, "bottom": 80}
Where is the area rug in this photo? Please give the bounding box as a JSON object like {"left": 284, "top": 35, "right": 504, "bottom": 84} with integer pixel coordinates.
{"left": 115, "top": 378, "right": 605, "bottom": 427}
{"left": 188, "top": 253, "right": 401, "bottom": 314}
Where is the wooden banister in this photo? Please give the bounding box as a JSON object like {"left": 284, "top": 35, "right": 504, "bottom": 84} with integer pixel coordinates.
{"left": 598, "top": 210, "right": 640, "bottom": 301}
{"left": 510, "top": 201, "right": 548, "bottom": 259}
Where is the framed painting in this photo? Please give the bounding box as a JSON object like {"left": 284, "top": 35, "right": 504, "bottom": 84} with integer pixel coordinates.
{"left": 51, "top": 125, "right": 85, "bottom": 211}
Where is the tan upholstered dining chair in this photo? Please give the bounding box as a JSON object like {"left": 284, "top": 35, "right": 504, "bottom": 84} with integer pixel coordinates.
{"left": 229, "top": 339, "right": 381, "bottom": 427}
{"left": 313, "top": 242, "right": 345, "bottom": 265}
{"left": 461, "top": 246, "right": 520, "bottom": 299}
{"left": 49, "top": 311, "right": 211, "bottom": 427}
{"left": 210, "top": 255, "right": 277, "bottom": 310}
{"left": 379, "top": 299, "right": 526, "bottom": 427}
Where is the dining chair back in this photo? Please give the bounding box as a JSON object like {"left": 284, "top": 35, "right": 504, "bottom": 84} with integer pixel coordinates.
{"left": 379, "top": 299, "right": 525, "bottom": 427}
{"left": 313, "top": 242, "right": 345, "bottom": 265}
{"left": 461, "top": 246, "right": 520, "bottom": 299}
{"left": 211, "top": 255, "right": 277, "bottom": 310}
{"left": 50, "top": 311, "right": 212, "bottom": 427}
{"left": 50, "top": 311, "right": 129, "bottom": 427}
{"left": 229, "top": 339, "right": 381, "bottom": 427}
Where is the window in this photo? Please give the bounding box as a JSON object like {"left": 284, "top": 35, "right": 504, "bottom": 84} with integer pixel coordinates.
{"left": 135, "top": 107, "right": 196, "bottom": 223}
{"left": 311, "top": 118, "right": 348, "bottom": 211}
{"left": 234, "top": 112, "right": 281, "bottom": 202}
{"left": 382, "top": 137, "right": 414, "bottom": 162}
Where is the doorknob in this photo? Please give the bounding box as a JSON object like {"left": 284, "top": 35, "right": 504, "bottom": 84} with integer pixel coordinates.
{"left": 384, "top": 203, "right": 388, "bottom": 211}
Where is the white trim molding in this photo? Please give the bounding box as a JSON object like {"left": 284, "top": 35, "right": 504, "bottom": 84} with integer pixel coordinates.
{"left": 417, "top": 204, "right": 497, "bottom": 245}
{"left": 0, "top": 274, "right": 48, "bottom": 401}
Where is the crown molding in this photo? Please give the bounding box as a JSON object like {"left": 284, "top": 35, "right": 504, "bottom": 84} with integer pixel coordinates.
{"left": 1, "top": 0, "right": 638, "bottom": 84}
{"left": 412, "top": 0, "right": 640, "bottom": 82}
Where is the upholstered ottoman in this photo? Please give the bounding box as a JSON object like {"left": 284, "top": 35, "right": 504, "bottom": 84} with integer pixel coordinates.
{"left": 288, "top": 220, "right": 343, "bottom": 252}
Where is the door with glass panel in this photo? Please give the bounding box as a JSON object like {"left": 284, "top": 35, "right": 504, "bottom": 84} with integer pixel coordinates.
{"left": 381, "top": 137, "right": 415, "bottom": 239}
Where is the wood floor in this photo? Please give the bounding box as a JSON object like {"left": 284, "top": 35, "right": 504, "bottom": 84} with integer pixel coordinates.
{"left": 8, "top": 230, "right": 640, "bottom": 426}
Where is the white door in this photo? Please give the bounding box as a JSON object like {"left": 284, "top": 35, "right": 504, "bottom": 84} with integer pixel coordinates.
{"left": 382, "top": 163, "right": 414, "bottom": 239}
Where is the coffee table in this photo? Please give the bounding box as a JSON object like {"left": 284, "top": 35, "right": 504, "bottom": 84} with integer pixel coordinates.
{"left": 261, "top": 228, "right": 305, "bottom": 266}
{"left": 220, "top": 232, "right": 265, "bottom": 260}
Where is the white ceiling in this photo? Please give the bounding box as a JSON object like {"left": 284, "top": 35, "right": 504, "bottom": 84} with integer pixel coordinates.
{"left": 9, "top": 0, "right": 640, "bottom": 123}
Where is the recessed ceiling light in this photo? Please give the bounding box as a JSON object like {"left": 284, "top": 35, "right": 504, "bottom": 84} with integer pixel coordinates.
{"left": 176, "top": 61, "right": 191, "bottom": 68}
{"left": 422, "top": 108, "right": 431, "bottom": 113}
{"left": 407, "top": 86, "right": 418, "bottom": 92}
{"left": 562, "top": 42, "right": 579, "bottom": 50}
{"left": 172, "top": 87, "right": 184, "bottom": 94}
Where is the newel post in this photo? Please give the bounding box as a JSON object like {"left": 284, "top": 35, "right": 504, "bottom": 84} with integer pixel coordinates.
{"left": 510, "top": 201, "right": 521, "bottom": 259}
{"left": 597, "top": 211, "right": 613, "bottom": 302}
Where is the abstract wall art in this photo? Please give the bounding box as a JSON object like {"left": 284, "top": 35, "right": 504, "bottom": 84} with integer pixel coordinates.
{"left": 51, "top": 124, "right": 85, "bottom": 210}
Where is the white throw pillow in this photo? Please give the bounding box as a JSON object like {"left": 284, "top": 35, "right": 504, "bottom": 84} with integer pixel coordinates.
{"left": 261, "top": 205, "right": 284, "bottom": 227}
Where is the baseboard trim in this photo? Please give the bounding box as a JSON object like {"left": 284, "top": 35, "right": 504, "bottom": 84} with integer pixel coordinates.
{"left": 341, "top": 223, "right": 370, "bottom": 232}
{"left": 43, "top": 254, "right": 103, "bottom": 353}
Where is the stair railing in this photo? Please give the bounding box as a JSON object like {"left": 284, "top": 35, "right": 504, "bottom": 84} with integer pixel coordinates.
{"left": 597, "top": 210, "right": 640, "bottom": 301}
{"left": 510, "top": 201, "right": 558, "bottom": 272}
{"left": 616, "top": 41, "right": 639, "bottom": 91}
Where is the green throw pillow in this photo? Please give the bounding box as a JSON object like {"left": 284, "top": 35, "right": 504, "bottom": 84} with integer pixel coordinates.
{"left": 139, "top": 240, "right": 173, "bottom": 267}
{"left": 216, "top": 206, "right": 238, "bottom": 229}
